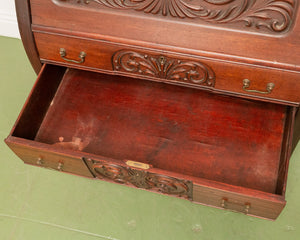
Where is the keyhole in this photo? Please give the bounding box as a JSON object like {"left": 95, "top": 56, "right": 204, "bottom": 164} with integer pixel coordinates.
{"left": 159, "top": 56, "right": 166, "bottom": 65}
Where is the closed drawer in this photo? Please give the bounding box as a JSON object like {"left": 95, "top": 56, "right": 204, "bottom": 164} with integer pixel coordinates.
{"left": 34, "top": 31, "right": 300, "bottom": 105}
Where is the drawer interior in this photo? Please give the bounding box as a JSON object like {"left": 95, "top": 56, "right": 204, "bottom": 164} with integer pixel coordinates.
{"left": 12, "top": 64, "right": 289, "bottom": 195}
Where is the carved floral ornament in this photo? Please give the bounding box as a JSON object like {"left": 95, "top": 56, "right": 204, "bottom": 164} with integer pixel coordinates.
{"left": 112, "top": 50, "right": 215, "bottom": 87}
{"left": 83, "top": 158, "right": 193, "bottom": 199}
{"left": 57, "top": 0, "right": 296, "bottom": 33}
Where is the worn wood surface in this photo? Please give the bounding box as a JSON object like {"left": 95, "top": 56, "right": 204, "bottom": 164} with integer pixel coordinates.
{"left": 33, "top": 67, "right": 286, "bottom": 194}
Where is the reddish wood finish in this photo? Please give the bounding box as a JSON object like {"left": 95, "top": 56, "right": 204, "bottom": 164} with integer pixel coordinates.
{"left": 34, "top": 68, "right": 287, "bottom": 194}
{"left": 5, "top": 136, "right": 93, "bottom": 178}
{"left": 33, "top": 31, "right": 300, "bottom": 105}
{"left": 15, "top": 0, "right": 41, "bottom": 74}
{"left": 10, "top": 0, "right": 300, "bottom": 220}
{"left": 12, "top": 64, "right": 66, "bottom": 140}
{"left": 5, "top": 65, "right": 297, "bottom": 219}
{"left": 193, "top": 183, "right": 285, "bottom": 220}
{"left": 30, "top": 0, "right": 300, "bottom": 71}
{"left": 292, "top": 109, "right": 300, "bottom": 151}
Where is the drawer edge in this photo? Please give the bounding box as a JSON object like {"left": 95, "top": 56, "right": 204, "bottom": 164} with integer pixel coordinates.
{"left": 5, "top": 136, "right": 94, "bottom": 178}
{"left": 193, "top": 183, "right": 285, "bottom": 220}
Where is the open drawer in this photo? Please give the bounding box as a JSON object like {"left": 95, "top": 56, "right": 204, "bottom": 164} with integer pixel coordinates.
{"left": 5, "top": 64, "right": 298, "bottom": 220}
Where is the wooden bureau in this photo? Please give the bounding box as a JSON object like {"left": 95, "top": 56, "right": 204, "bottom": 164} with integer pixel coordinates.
{"left": 5, "top": 0, "right": 300, "bottom": 219}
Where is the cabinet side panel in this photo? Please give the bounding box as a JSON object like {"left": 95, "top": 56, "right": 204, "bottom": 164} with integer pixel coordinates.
{"left": 15, "top": 0, "right": 41, "bottom": 74}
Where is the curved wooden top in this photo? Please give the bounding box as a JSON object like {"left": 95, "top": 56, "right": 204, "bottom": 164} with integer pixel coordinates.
{"left": 30, "top": 0, "right": 300, "bottom": 72}
{"left": 15, "top": 0, "right": 41, "bottom": 74}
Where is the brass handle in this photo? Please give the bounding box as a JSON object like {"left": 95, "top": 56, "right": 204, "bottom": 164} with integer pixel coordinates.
{"left": 59, "top": 48, "right": 86, "bottom": 64}
{"left": 57, "top": 162, "right": 64, "bottom": 171}
{"left": 244, "top": 203, "right": 251, "bottom": 214}
{"left": 243, "top": 79, "right": 275, "bottom": 94}
{"left": 37, "top": 157, "right": 44, "bottom": 165}
{"left": 221, "top": 198, "right": 251, "bottom": 214}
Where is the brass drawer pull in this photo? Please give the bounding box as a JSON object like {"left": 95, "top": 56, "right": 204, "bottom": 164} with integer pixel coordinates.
{"left": 221, "top": 198, "right": 251, "bottom": 214}
{"left": 57, "top": 162, "right": 64, "bottom": 171}
{"left": 37, "top": 157, "right": 44, "bottom": 165}
{"left": 244, "top": 203, "right": 251, "bottom": 214}
{"left": 59, "top": 48, "right": 86, "bottom": 64}
{"left": 243, "top": 79, "right": 275, "bottom": 94}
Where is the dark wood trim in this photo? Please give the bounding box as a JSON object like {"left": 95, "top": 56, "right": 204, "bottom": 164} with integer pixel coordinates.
{"left": 15, "top": 0, "right": 42, "bottom": 74}
{"left": 275, "top": 106, "right": 296, "bottom": 196}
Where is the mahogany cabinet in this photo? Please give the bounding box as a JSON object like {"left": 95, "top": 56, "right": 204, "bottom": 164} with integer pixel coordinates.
{"left": 6, "top": 0, "right": 300, "bottom": 219}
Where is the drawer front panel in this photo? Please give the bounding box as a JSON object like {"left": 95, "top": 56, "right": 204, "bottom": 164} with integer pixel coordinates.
{"left": 6, "top": 139, "right": 93, "bottom": 178}
{"left": 33, "top": 32, "right": 216, "bottom": 90}
{"left": 193, "top": 184, "right": 285, "bottom": 220}
{"left": 6, "top": 137, "right": 286, "bottom": 219}
{"left": 34, "top": 31, "right": 300, "bottom": 105}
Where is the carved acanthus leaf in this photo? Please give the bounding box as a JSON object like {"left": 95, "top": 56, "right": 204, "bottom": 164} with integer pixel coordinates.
{"left": 57, "top": 0, "right": 296, "bottom": 33}
{"left": 112, "top": 50, "right": 215, "bottom": 87}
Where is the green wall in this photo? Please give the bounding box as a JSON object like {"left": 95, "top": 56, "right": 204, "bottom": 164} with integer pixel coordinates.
{"left": 1, "top": 36, "right": 300, "bottom": 240}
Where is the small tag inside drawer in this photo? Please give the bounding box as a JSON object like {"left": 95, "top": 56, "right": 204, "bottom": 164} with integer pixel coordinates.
{"left": 125, "top": 160, "right": 151, "bottom": 170}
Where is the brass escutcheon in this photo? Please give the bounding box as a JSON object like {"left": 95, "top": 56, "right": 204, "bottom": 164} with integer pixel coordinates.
{"left": 125, "top": 160, "right": 150, "bottom": 170}
{"left": 158, "top": 56, "right": 166, "bottom": 65}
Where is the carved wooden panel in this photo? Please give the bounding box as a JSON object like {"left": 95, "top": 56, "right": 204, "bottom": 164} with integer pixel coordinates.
{"left": 56, "top": 0, "right": 296, "bottom": 33}
{"left": 112, "top": 50, "right": 215, "bottom": 87}
{"left": 83, "top": 158, "right": 193, "bottom": 200}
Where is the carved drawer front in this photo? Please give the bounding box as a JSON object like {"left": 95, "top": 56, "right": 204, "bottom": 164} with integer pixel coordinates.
{"left": 34, "top": 31, "right": 300, "bottom": 104}
{"left": 33, "top": 32, "right": 216, "bottom": 90}
{"left": 6, "top": 138, "right": 93, "bottom": 178}
{"left": 83, "top": 158, "right": 193, "bottom": 200}
{"left": 112, "top": 50, "right": 300, "bottom": 105}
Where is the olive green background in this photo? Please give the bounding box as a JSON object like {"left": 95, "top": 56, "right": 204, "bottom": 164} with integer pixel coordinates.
{"left": 1, "top": 36, "right": 300, "bottom": 240}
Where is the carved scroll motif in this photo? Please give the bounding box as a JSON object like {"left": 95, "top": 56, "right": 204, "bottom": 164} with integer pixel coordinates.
{"left": 112, "top": 50, "right": 215, "bottom": 87}
{"left": 83, "top": 158, "right": 193, "bottom": 199}
{"left": 57, "top": 0, "right": 296, "bottom": 33}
